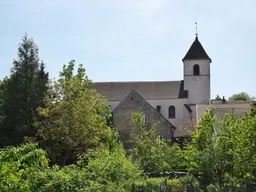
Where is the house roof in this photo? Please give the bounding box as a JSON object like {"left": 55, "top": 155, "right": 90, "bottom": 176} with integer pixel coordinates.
{"left": 196, "top": 102, "right": 251, "bottom": 122}
{"left": 183, "top": 37, "right": 211, "bottom": 61}
{"left": 92, "top": 80, "right": 188, "bottom": 101}
{"left": 184, "top": 104, "right": 192, "bottom": 113}
{"left": 113, "top": 89, "right": 175, "bottom": 130}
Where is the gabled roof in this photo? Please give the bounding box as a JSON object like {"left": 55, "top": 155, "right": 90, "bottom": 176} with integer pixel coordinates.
{"left": 184, "top": 104, "right": 192, "bottom": 113}
{"left": 92, "top": 80, "right": 188, "bottom": 101}
{"left": 182, "top": 36, "right": 211, "bottom": 61}
{"left": 113, "top": 89, "right": 175, "bottom": 130}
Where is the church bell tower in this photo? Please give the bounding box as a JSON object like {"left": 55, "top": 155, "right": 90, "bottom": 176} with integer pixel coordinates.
{"left": 183, "top": 35, "right": 211, "bottom": 105}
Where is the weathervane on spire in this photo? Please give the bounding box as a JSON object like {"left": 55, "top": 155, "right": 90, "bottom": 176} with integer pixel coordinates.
{"left": 195, "top": 22, "right": 198, "bottom": 37}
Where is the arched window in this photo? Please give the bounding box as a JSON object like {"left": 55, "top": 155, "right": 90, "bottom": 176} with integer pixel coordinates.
{"left": 156, "top": 105, "right": 161, "bottom": 112}
{"left": 193, "top": 64, "right": 200, "bottom": 76}
{"left": 168, "top": 105, "right": 175, "bottom": 119}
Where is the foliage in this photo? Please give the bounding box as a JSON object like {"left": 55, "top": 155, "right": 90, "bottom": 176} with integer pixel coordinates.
{"left": 0, "top": 34, "right": 48, "bottom": 147}
{"left": 130, "top": 112, "right": 168, "bottom": 172}
{"left": 186, "top": 105, "right": 256, "bottom": 189}
{"left": 228, "top": 92, "right": 251, "bottom": 101}
{"left": 134, "top": 177, "right": 183, "bottom": 192}
{"left": 0, "top": 140, "right": 141, "bottom": 192}
{"left": 35, "top": 60, "right": 112, "bottom": 165}
{"left": 0, "top": 143, "right": 49, "bottom": 191}
{"left": 188, "top": 109, "right": 231, "bottom": 188}
{"left": 212, "top": 95, "right": 226, "bottom": 102}
{"left": 213, "top": 95, "right": 222, "bottom": 101}
{"left": 134, "top": 175, "right": 202, "bottom": 192}
{"left": 206, "top": 184, "right": 221, "bottom": 192}
{"left": 218, "top": 110, "right": 256, "bottom": 182}
{"left": 131, "top": 111, "right": 186, "bottom": 173}
{"left": 80, "top": 138, "right": 141, "bottom": 191}
{"left": 164, "top": 143, "right": 187, "bottom": 170}
{"left": 181, "top": 174, "right": 202, "bottom": 191}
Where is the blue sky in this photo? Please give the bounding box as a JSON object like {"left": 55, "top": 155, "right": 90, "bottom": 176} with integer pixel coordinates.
{"left": 0, "top": 0, "right": 255, "bottom": 99}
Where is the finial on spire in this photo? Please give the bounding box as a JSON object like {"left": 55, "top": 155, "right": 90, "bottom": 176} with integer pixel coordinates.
{"left": 195, "top": 22, "right": 198, "bottom": 37}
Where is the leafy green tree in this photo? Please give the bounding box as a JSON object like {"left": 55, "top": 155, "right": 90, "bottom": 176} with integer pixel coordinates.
{"left": 80, "top": 141, "right": 141, "bottom": 191}
{"left": 188, "top": 109, "right": 220, "bottom": 185}
{"left": 187, "top": 108, "right": 238, "bottom": 189}
{"left": 0, "top": 140, "right": 141, "bottom": 192}
{"left": 130, "top": 111, "right": 186, "bottom": 172}
{"left": 214, "top": 95, "right": 222, "bottom": 101}
{"left": 218, "top": 110, "right": 256, "bottom": 184}
{"left": 130, "top": 112, "right": 169, "bottom": 172}
{"left": 188, "top": 106, "right": 256, "bottom": 189}
{"left": 0, "top": 143, "right": 49, "bottom": 191}
{"left": 228, "top": 92, "right": 251, "bottom": 101}
{"left": 35, "top": 60, "right": 112, "bottom": 165}
{"left": 0, "top": 34, "right": 48, "bottom": 147}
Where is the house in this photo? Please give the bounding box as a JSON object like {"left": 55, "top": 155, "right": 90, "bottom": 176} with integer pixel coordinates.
{"left": 196, "top": 101, "right": 252, "bottom": 123}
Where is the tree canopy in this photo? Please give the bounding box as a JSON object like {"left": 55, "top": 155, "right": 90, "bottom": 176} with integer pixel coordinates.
{"left": 35, "top": 60, "right": 112, "bottom": 165}
{"left": 228, "top": 92, "right": 252, "bottom": 101}
{"left": 0, "top": 34, "right": 48, "bottom": 147}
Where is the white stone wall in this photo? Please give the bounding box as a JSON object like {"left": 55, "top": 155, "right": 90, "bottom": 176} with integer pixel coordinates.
{"left": 183, "top": 59, "right": 211, "bottom": 104}
{"left": 145, "top": 98, "right": 190, "bottom": 137}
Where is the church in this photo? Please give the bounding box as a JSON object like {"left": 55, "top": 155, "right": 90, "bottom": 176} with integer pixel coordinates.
{"left": 92, "top": 35, "right": 212, "bottom": 141}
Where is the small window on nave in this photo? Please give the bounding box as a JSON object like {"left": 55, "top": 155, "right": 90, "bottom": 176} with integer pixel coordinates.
{"left": 168, "top": 105, "right": 175, "bottom": 119}
{"left": 193, "top": 64, "right": 200, "bottom": 76}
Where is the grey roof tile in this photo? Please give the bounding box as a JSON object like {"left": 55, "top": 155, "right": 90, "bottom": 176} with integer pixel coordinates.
{"left": 92, "top": 80, "right": 187, "bottom": 101}
{"left": 183, "top": 37, "right": 211, "bottom": 61}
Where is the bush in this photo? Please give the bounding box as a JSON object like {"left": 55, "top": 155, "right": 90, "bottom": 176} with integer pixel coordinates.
{"left": 206, "top": 184, "right": 221, "bottom": 192}
{"left": 0, "top": 142, "right": 142, "bottom": 192}
{"left": 134, "top": 177, "right": 184, "bottom": 192}
{"left": 81, "top": 142, "right": 142, "bottom": 191}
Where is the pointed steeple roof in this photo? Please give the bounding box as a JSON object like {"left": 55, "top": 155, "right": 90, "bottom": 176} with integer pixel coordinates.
{"left": 182, "top": 36, "right": 211, "bottom": 61}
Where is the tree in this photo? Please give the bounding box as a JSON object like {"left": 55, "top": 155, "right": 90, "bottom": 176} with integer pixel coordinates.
{"left": 130, "top": 112, "right": 169, "bottom": 172}
{"left": 188, "top": 109, "right": 237, "bottom": 189}
{"left": 217, "top": 110, "right": 256, "bottom": 184}
{"left": 130, "top": 111, "right": 185, "bottom": 172}
{"left": 214, "top": 95, "right": 222, "bottom": 101}
{"left": 188, "top": 106, "right": 256, "bottom": 190}
{"left": 0, "top": 143, "right": 49, "bottom": 191}
{"left": 0, "top": 139, "right": 141, "bottom": 191}
{"left": 0, "top": 34, "right": 48, "bottom": 147}
{"left": 80, "top": 141, "right": 141, "bottom": 191}
{"left": 228, "top": 92, "right": 251, "bottom": 101}
{"left": 35, "top": 60, "right": 112, "bottom": 165}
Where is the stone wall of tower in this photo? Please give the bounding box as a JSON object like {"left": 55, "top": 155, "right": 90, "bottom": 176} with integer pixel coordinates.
{"left": 184, "top": 59, "right": 211, "bottom": 105}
